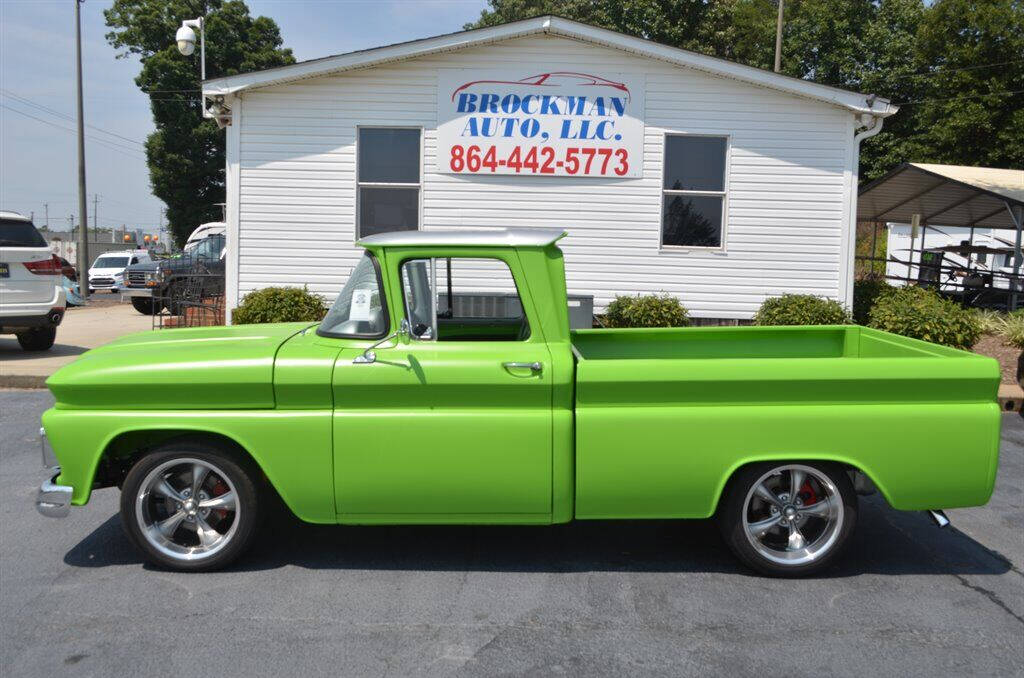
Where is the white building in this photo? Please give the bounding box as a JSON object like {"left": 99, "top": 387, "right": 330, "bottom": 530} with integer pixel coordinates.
{"left": 202, "top": 15, "right": 896, "bottom": 321}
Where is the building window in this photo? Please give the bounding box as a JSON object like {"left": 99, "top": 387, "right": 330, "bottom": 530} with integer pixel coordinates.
{"left": 661, "top": 135, "right": 728, "bottom": 249}
{"left": 357, "top": 128, "right": 421, "bottom": 238}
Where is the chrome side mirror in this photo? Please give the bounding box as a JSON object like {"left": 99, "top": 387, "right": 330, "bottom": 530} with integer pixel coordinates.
{"left": 353, "top": 319, "right": 410, "bottom": 364}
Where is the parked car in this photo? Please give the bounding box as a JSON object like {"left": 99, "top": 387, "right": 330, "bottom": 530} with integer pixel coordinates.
{"left": 87, "top": 249, "right": 151, "bottom": 294}
{"left": 37, "top": 229, "right": 1000, "bottom": 575}
{"left": 123, "top": 234, "right": 225, "bottom": 314}
{"left": 0, "top": 211, "right": 66, "bottom": 350}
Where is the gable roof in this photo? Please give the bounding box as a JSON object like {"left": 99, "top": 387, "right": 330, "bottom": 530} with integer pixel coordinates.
{"left": 203, "top": 15, "right": 895, "bottom": 117}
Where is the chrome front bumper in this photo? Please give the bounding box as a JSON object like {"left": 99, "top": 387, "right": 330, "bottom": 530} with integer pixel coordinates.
{"left": 37, "top": 472, "right": 73, "bottom": 518}
{"left": 37, "top": 427, "right": 72, "bottom": 518}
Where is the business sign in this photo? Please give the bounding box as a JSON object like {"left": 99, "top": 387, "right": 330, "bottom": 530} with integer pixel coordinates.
{"left": 437, "top": 70, "right": 644, "bottom": 178}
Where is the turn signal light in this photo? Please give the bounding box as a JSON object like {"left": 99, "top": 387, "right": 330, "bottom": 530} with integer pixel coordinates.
{"left": 24, "top": 254, "right": 63, "bottom": 276}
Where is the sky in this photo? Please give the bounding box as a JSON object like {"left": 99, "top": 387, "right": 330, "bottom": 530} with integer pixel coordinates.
{"left": 0, "top": 0, "right": 488, "bottom": 236}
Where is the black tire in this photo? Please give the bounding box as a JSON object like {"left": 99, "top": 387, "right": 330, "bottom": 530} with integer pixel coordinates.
{"left": 130, "top": 296, "right": 162, "bottom": 315}
{"left": 716, "top": 461, "right": 857, "bottom": 577}
{"left": 119, "top": 440, "right": 262, "bottom": 572}
{"left": 164, "top": 281, "right": 184, "bottom": 315}
{"left": 16, "top": 326, "right": 56, "bottom": 351}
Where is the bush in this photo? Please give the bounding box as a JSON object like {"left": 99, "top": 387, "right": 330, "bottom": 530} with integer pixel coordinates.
{"left": 867, "top": 286, "right": 980, "bottom": 350}
{"left": 852, "top": 277, "right": 894, "bottom": 325}
{"left": 604, "top": 293, "right": 690, "bottom": 328}
{"left": 999, "top": 313, "right": 1024, "bottom": 348}
{"left": 232, "top": 286, "right": 327, "bottom": 324}
{"left": 753, "top": 294, "right": 851, "bottom": 326}
{"left": 972, "top": 308, "right": 1005, "bottom": 335}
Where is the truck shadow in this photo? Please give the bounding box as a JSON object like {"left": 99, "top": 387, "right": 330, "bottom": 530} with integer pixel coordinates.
{"left": 64, "top": 496, "right": 1012, "bottom": 577}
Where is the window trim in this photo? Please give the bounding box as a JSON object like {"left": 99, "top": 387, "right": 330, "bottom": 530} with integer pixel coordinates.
{"left": 397, "top": 255, "right": 533, "bottom": 343}
{"left": 315, "top": 251, "right": 391, "bottom": 340}
{"left": 659, "top": 132, "right": 730, "bottom": 253}
{"left": 355, "top": 125, "right": 423, "bottom": 241}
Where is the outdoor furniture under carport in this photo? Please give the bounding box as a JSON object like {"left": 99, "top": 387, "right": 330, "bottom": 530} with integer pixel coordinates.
{"left": 857, "top": 163, "right": 1024, "bottom": 309}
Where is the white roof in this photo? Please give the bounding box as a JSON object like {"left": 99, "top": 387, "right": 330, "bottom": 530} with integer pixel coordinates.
{"left": 358, "top": 228, "right": 567, "bottom": 248}
{"left": 204, "top": 15, "right": 894, "bottom": 117}
{"left": 0, "top": 210, "right": 31, "bottom": 222}
{"left": 910, "top": 164, "right": 1024, "bottom": 204}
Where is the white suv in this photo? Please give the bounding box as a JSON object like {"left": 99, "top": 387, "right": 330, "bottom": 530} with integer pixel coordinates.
{"left": 88, "top": 249, "right": 151, "bottom": 293}
{"left": 0, "top": 211, "right": 67, "bottom": 350}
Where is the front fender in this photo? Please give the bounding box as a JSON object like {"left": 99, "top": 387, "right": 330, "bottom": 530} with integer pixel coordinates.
{"left": 41, "top": 408, "right": 336, "bottom": 523}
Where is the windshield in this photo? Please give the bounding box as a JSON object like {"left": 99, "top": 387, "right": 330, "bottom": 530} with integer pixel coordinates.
{"left": 318, "top": 253, "right": 388, "bottom": 337}
{"left": 0, "top": 219, "right": 47, "bottom": 247}
{"left": 94, "top": 256, "right": 129, "bottom": 268}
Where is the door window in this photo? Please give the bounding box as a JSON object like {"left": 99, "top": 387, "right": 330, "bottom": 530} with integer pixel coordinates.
{"left": 400, "top": 257, "right": 529, "bottom": 341}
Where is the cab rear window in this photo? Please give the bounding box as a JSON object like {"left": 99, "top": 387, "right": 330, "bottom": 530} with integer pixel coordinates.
{"left": 0, "top": 219, "right": 47, "bottom": 247}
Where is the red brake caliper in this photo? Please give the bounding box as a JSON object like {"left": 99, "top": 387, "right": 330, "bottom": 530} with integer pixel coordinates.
{"left": 800, "top": 481, "right": 819, "bottom": 506}
{"left": 210, "top": 479, "right": 230, "bottom": 520}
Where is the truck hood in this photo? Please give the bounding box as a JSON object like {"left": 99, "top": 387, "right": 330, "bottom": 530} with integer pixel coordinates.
{"left": 47, "top": 322, "right": 315, "bottom": 409}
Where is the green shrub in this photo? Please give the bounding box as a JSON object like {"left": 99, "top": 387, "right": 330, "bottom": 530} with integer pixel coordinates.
{"left": 604, "top": 293, "right": 690, "bottom": 328}
{"left": 999, "top": 313, "right": 1024, "bottom": 348}
{"left": 852, "top": 277, "right": 894, "bottom": 325}
{"left": 232, "top": 286, "right": 327, "bottom": 324}
{"left": 867, "top": 286, "right": 980, "bottom": 349}
{"left": 972, "top": 308, "right": 1005, "bottom": 335}
{"left": 753, "top": 294, "right": 851, "bottom": 326}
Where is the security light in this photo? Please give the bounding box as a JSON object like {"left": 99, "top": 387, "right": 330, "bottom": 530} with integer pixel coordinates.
{"left": 175, "top": 24, "right": 196, "bottom": 56}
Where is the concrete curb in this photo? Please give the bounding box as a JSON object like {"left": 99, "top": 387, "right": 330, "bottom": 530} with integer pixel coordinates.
{"left": 998, "top": 384, "right": 1023, "bottom": 413}
{"left": 0, "top": 375, "right": 48, "bottom": 389}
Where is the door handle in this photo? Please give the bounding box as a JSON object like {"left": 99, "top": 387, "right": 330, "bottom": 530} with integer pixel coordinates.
{"left": 503, "top": 361, "right": 542, "bottom": 372}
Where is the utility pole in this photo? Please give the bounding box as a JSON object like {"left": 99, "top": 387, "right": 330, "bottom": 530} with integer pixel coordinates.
{"left": 774, "top": 0, "right": 785, "bottom": 73}
{"left": 75, "top": 0, "right": 89, "bottom": 301}
{"left": 44, "top": 202, "right": 49, "bottom": 229}
{"left": 92, "top": 193, "right": 99, "bottom": 240}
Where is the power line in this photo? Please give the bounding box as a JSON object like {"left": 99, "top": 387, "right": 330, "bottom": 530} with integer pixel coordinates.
{"left": 0, "top": 103, "right": 148, "bottom": 161}
{"left": 885, "top": 59, "right": 1024, "bottom": 81}
{"left": 0, "top": 88, "right": 146, "bottom": 146}
{"left": 895, "top": 88, "right": 1024, "bottom": 106}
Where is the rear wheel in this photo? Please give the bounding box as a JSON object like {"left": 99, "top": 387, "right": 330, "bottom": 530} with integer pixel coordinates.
{"left": 120, "top": 441, "right": 262, "bottom": 571}
{"left": 717, "top": 462, "right": 857, "bottom": 577}
{"left": 16, "top": 327, "right": 56, "bottom": 351}
{"left": 130, "top": 296, "right": 162, "bottom": 315}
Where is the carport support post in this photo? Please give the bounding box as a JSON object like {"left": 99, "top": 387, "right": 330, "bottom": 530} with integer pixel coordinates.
{"left": 1011, "top": 203, "right": 1024, "bottom": 311}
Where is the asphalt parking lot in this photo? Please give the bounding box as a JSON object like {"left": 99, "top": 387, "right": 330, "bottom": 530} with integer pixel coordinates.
{"left": 2, "top": 390, "right": 1022, "bottom": 677}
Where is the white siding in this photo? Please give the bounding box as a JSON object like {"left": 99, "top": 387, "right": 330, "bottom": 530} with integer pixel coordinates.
{"left": 234, "top": 35, "right": 856, "bottom": 318}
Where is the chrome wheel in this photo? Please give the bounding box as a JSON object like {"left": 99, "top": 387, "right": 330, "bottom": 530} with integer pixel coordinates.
{"left": 742, "top": 464, "right": 843, "bottom": 566}
{"left": 135, "top": 457, "right": 240, "bottom": 562}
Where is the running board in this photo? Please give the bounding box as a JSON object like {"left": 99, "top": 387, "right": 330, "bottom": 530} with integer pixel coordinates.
{"left": 927, "top": 510, "right": 951, "bottom": 528}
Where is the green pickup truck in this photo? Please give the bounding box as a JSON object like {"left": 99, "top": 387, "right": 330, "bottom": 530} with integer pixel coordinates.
{"left": 37, "top": 229, "right": 1001, "bottom": 576}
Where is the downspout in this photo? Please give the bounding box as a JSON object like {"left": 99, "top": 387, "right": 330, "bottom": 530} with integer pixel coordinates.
{"left": 844, "top": 113, "right": 885, "bottom": 306}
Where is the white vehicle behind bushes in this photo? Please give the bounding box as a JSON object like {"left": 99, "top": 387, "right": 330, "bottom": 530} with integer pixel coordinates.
{"left": 0, "top": 211, "right": 66, "bottom": 351}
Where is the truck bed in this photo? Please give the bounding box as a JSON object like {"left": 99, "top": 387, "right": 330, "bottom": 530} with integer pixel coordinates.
{"left": 570, "top": 325, "right": 1001, "bottom": 519}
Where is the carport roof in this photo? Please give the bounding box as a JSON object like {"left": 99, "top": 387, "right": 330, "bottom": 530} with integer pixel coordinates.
{"left": 858, "top": 163, "right": 1024, "bottom": 229}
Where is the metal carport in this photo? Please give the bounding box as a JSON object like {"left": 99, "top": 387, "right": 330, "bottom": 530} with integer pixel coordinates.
{"left": 857, "top": 163, "right": 1024, "bottom": 307}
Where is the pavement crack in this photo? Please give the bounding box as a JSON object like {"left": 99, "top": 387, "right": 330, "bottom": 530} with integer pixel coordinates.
{"left": 953, "top": 574, "right": 1024, "bottom": 626}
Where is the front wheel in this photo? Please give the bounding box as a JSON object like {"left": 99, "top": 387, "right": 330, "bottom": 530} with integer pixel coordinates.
{"left": 717, "top": 462, "right": 857, "bottom": 577}
{"left": 120, "top": 441, "right": 262, "bottom": 571}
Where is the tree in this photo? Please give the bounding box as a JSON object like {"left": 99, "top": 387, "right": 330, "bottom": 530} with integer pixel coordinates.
{"left": 105, "top": 1, "right": 294, "bottom": 246}
{"left": 467, "top": 0, "right": 1024, "bottom": 180}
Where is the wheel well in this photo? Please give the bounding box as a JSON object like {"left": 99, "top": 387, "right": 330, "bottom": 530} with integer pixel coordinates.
{"left": 95, "top": 429, "right": 253, "bottom": 490}
{"left": 713, "top": 459, "right": 880, "bottom": 516}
